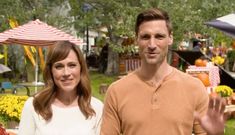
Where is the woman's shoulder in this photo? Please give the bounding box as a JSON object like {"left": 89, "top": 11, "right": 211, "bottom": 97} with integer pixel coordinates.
{"left": 22, "top": 97, "right": 35, "bottom": 111}
{"left": 91, "top": 97, "right": 103, "bottom": 111}
{"left": 91, "top": 97, "right": 103, "bottom": 106}
{"left": 25, "top": 97, "right": 34, "bottom": 105}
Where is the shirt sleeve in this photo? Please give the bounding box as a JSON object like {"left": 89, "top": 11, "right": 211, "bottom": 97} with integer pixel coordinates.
{"left": 193, "top": 85, "right": 209, "bottom": 135}
{"left": 100, "top": 84, "right": 121, "bottom": 135}
{"left": 18, "top": 97, "right": 36, "bottom": 135}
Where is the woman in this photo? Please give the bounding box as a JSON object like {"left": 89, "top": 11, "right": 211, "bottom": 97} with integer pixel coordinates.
{"left": 18, "top": 41, "right": 103, "bottom": 135}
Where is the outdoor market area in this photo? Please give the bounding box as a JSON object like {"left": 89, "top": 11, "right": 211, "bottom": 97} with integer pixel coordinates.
{"left": 0, "top": 1, "right": 235, "bottom": 135}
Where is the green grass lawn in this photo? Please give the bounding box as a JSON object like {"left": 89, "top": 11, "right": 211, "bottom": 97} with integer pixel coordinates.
{"left": 225, "top": 119, "right": 235, "bottom": 135}
{"left": 1, "top": 70, "right": 117, "bottom": 99}
{"left": 89, "top": 70, "right": 118, "bottom": 101}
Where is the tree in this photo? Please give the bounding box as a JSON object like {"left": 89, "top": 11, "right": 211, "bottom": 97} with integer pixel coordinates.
{"left": 1, "top": 0, "right": 234, "bottom": 75}
{"left": 68, "top": 0, "right": 235, "bottom": 75}
{"left": 69, "top": 0, "right": 151, "bottom": 75}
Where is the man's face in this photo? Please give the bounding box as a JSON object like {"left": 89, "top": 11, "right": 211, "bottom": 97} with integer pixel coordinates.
{"left": 137, "top": 20, "right": 173, "bottom": 66}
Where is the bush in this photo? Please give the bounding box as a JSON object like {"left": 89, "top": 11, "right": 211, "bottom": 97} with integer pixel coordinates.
{"left": 0, "top": 95, "right": 28, "bottom": 122}
{"left": 227, "top": 50, "right": 235, "bottom": 71}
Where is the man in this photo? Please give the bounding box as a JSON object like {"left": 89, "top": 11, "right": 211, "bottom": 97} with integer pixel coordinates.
{"left": 101, "top": 8, "right": 225, "bottom": 135}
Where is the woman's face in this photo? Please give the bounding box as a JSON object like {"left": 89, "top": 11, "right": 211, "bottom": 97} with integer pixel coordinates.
{"left": 52, "top": 50, "right": 81, "bottom": 93}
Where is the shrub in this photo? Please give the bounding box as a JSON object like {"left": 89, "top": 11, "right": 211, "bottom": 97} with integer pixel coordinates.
{"left": 0, "top": 95, "right": 28, "bottom": 122}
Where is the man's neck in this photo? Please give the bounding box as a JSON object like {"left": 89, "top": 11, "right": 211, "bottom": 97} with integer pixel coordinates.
{"left": 138, "top": 61, "right": 173, "bottom": 85}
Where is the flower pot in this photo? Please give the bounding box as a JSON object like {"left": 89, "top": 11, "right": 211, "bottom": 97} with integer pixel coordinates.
{"left": 224, "top": 97, "right": 232, "bottom": 105}
{"left": 7, "top": 121, "right": 19, "bottom": 129}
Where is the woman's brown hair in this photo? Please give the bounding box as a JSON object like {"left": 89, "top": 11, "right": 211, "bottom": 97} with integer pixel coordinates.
{"left": 33, "top": 41, "right": 95, "bottom": 121}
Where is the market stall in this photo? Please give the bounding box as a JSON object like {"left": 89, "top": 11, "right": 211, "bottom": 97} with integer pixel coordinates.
{"left": 173, "top": 50, "right": 235, "bottom": 90}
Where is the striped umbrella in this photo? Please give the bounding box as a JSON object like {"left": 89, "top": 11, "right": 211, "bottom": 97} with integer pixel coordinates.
{"left": 205, "top": 13, "right": 235, "bottom": 38}
{"left": 0, "top": 19, "right": 83, "bottom": 46}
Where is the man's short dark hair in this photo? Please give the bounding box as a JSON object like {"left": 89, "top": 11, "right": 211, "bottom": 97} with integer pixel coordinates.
{"left": 135, "top": 8, "right": 172, "bottom": 36}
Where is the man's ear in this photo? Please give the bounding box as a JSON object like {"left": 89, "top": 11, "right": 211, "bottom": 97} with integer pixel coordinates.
{"left": 168, "top": 32, "right": 173, "bottom": 46}
{"left": 134, "top": 36, "right": 138, "bottom": 45}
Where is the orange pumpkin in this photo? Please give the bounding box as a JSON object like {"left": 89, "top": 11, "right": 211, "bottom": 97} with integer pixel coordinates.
{"left": 209, "top": 92, "right": 219, "bottom": 98}
{"left": 195, "top": 59, "right": 203, "bottom": 67}
{"left": 197, "top": 73, "right": 210, "bottom": 87}
{"left": 201, "top": 59, "right": 208, "bottom": 67}
{"left": 195, "top": 58, "right": 207, "bottom": 67}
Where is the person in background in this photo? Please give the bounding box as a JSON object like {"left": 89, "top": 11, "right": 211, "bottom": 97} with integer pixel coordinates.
{"left": 18, "top": 41, "right": 103, "bottom": 135}
{"left": 99, "top": 43, "right": 108, "bottom": 73}
{"left": 101, "top": 8, "right": 226, "bottom": 135}
{"left": 193, "top": 41, "right": 203, "bottom": 51}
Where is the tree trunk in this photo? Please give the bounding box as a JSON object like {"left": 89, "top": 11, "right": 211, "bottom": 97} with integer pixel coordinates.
{"left": 105, "top": 45, "right": 119, "bottom": 75}
{"left": 233, "top": 61, "right": 235, "bottom": 72}
{"left": 105, "top": 27, "right": 119, "bottom": 75}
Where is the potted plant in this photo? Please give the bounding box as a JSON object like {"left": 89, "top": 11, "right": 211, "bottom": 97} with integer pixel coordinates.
{"left": 215, "top": 85, "right": 234, "bottom": 105}
{"left": 0, "top": 95, "right": 28, "bottom": 129}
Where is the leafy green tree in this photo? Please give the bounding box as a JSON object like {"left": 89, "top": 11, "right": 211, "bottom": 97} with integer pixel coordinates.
{"left": 69, "top": 0, "right": 149, "bottom": 75}
{"left": 68, "top": 0, "right": 235, "bottom": 74}
{"left": 1, "top": 0, "right": 234, "bottom": 75}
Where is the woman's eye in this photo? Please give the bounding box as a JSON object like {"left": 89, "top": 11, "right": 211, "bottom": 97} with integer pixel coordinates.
{"left": 54, "top": 65, "right": 63, "bottom": 69}
{"left": 68, "top": 64, "right": 77, "bottom": 68}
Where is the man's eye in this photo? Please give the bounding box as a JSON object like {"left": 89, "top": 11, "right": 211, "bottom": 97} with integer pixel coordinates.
{"left": 140, "top": 35, "right": 150, "bottom": 40}
{"left": 155, "top": 34, "right": 165, "bottom": 39}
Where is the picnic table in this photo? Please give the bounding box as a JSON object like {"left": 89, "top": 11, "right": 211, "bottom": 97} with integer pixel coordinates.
{"left": 17, "top": 82, "right": 44, "bottom": 96}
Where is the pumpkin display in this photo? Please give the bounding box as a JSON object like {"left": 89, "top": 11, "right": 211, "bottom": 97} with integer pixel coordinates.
{"left": 194, "top": 58, "right": 207, "bottom": 67}
{"left": 201, "top": 59, "right": 208, "bottom": 67}
{"left": 197, "top": 72, "right": 210, "bottom": 87}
